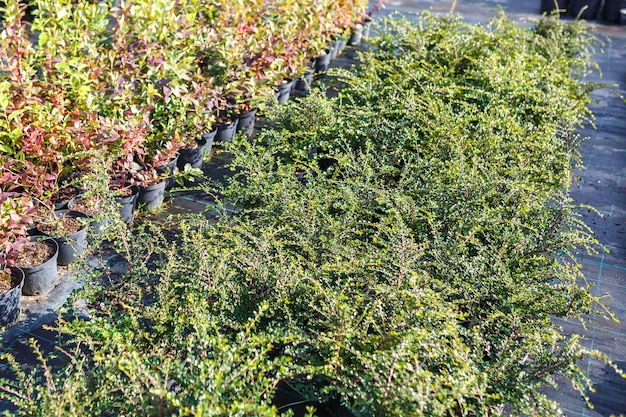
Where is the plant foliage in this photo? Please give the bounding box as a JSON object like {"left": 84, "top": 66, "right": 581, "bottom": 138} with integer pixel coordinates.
{"left": 1, "top": 9, "right": 622, "bottom": 417}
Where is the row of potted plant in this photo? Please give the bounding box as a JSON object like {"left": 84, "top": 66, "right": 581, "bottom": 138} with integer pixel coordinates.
{"left": 0, "top": 0, "right": 373, "bottom": 325}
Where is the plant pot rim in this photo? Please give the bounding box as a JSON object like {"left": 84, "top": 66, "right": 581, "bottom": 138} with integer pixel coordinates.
{"left": 1, "top": 266, "right": 25, "bottom": 294}
{"left": 37, "top": 210, "right": 89, "bottom": 238}
{"left": 115, "top": 185, "right": 140, "bottom": 202}
{"left": 14, "top": 238, "right": 59, "bottom": 272}
{"left": 140, "top": 180, "right": 167, "bottom": 190}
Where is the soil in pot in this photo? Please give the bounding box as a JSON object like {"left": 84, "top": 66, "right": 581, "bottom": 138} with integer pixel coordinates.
{"left": 0, "top": 267, "right": 25, "bottom": 326}
{"left": 15, "top": 239, "right": 59, "bottom": 296}
{"left": 68, "top": 195, "right": 102, "bottom": 217}
{"left": 37, "top": 213, "right": 85, "bottom": 236}
{"left": 37, "top": 210, "right": 88, "bottom": 266}
{"left": 68, "top": 195, "right": 111, "bottom": 235}
{"left": 51, "top": 185, "right": 82, "bottom": 211}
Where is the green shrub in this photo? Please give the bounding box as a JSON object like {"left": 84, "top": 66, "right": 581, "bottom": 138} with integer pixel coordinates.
{"left": 2, "top": 11, "right": 622, "bottom": 417}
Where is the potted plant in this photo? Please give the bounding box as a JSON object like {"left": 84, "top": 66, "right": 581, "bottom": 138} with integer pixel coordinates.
{"left": 0, "top": 264, "right": 24, "bottom": 326}
{"left": 329, "top": 30, "right": 350, "bottom": 60}
{"left": 65, "top": 163, "right": 121, "bottom": 234}
{"left": 11, "top": 237, "right": 59, "bottom": 296}
{"left": 49, "top": 181, "right": 83, "bottom": 211}
{"left": 0, "top": 193, "right": 58, "bottom": 298}
{"left": 106, "top": 172, "right": 140, "bottom": 227}
{"left": 175, "top": 79, "right": 219, "bottom": 170}
{"left": 0, "top": 192, "right": 35, "bottom": 324}
{"left": 36, "top": 209, "right": 89, "bottom": 266}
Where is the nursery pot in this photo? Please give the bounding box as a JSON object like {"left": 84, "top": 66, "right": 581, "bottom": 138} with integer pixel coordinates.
{"left": 116, "top": 186, "right": 139, "bottom": 226}
{"left": 276, "top": 80, "right": 295, "bottom": 105}
{"left": 51, "top": 186, "right": 83, "bottom": 211}
{"left": 53, "top": 200, "right": 69, "bottom": 211}
{"left": 314, "top": 53, "right": 331, "bottom": 73}
{"left": 0, "top": 267, "right": 25, "bottom": 326}
{"left": 337, "top": 39, "right": 347, "bottom": 56}
{"left": 178, "top": 136, "right": 210, "bottom": 170}
{"left": 236, "top": 109, "right": 258, "bottom": 138}
{"left": 156, "top": 155, "right": 179, "bottom": 191}
{"left": 138, "top": 181, "right": 167, "bottom": 211}
{"left": 317, "top": 157, "right": 338, "bottom": 172}
{"left": 603, "top": 0, "right": 626, "bottom": 21}
{"left": 568, "top": 0, "right": 601, "bottom": 19}
{"left": 621, "top": 8, "right": 626, "bottom": 24}
{"left": 329, "top": 39, "right": 347, "bottom": 60}
{"left": 67, "top": 196, "right": 111, "bottom": 235}
{"left": 19, "top": 238, "right": 59, "bottom": 296}
{"left": 38, "top": 210, "right": 89, "bottom": 266}
{"left": 201, "top": 129, "right": 217, "bottom": 158}
{"left": 215, "top": 118, "right": 239, "bottom": 143}
{"left": 541, "top": 0, "right": 569, "bottom": 13}
{"left": 349, "top": 24, "right": 363, "bottom": 45}
{"left": 295, "top": 71, "right": 313, "bottom": 92}
{"left": 362, "top": 17, "right": 372, "bottom": 39}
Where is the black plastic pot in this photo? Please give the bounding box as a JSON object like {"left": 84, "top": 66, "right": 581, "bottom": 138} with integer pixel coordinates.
{"left": 603, "top": 0, "right": 626, "bottom": 21}
{"left": 362, "top": 18, "right": 372, "bottom": 39}
{"left": 202, "top": 129, "right": 217, "bottom": 158}
{"left": 138, "top": 181, "right": 167, "bottom": 211}
{"left": 116, "top": 186, "right": 139, "bottom": 226}
{"left": 178, "top": 137, "right": 209, "bottom": 170}
{"left": 53, "top": 201, "right": 69, "bottom": 211}
{"left": 295, "top": 71, "right": 313, "bottom": 92}
{"left": 215, "top": 119, "right": 239, "bottom": 143}
{"left": 38, "top": 210, "right": 89, "bottom": 266}
{"left": 569, "top": 0, "right": 601, "bottom": 19}
{"left": 337, "top": 39, "right": 347, "bottom": 56}
{"left": 621, "top": 8, "right": 626, "bottom": 24}
{"left": 276, "top": 80, "right": 295, "bottom": 104}
{"left": 541, "top": 0, "right": 569, "bottom": 13}
{"left": 156, "top": 155, "right": 179, "bottom": 191}
{"left": 349, "top": 24, "right": 363, "bottom": 45}
{"left": 314, "top": 53, "right": 331, "bottom": 73}
{"left": 51, "top": 186, "right": 83, "bottom": 211}
{"left": 19, "top": 238, "right": 59, "bottom": 296}
{"left": 317, "top": 157, "right": 338, "bottom": 172}
{"left": 67, "top": 196, "right": 111, "bottom": 235}
{"left": 236, "top": 109, "right": 258, "bottom": 137}
{"left": 329, "top": 39, "right": 347, "bottom": 60}
{"left": 0, "top": 267, "right": 25, "bottom": 326}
